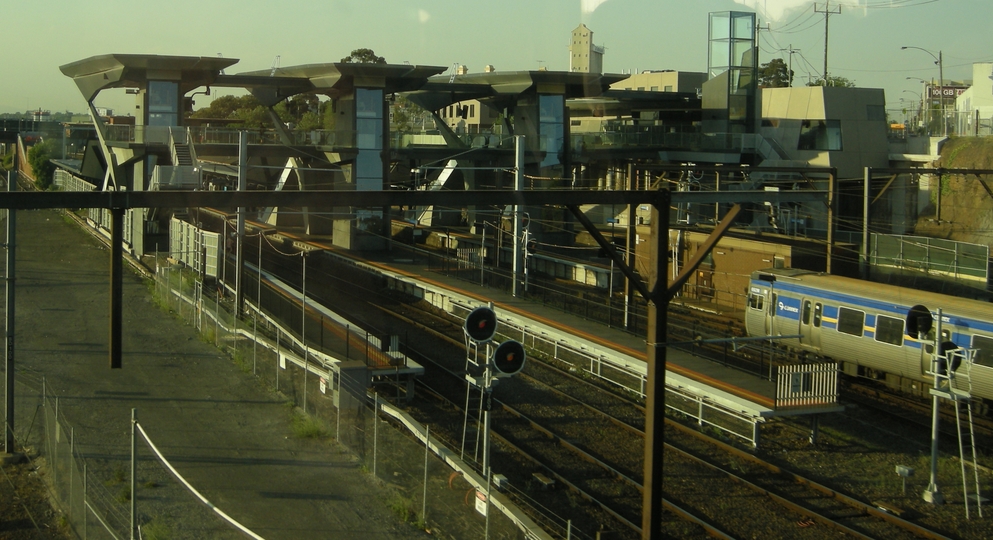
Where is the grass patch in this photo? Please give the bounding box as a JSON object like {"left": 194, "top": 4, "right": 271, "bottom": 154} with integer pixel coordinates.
{"left": 290, "top": 411, "right": 327, "bottom": 439}
{"left": 387, "top": 492, "right": 417, "bottom": 523}
{"left": 116, "top": 485, "right": 131, "bottom": 504}
{"left": 141, "top": 517, "right": 172, "bottom": 540}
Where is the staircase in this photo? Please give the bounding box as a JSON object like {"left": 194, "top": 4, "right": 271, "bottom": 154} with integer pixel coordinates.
{"left": 174, "top": 143, "right": 194, "bottom": 166}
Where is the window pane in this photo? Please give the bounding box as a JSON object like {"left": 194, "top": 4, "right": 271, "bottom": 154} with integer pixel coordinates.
{"left": 798, "top": 119, "right": 843, "bottom": 151}
{"left": 837, "top": 307, "right": 865, "bottom": 336}
{"left": 875, "top": 315, "right": 904, "bottom": 346}
{"left": 972, "top": 335, "right": 993, "bottom": 367}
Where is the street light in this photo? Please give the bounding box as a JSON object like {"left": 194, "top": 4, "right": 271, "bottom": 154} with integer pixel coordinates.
{"left": 902, "top": 90, "right": 923, "bottom": 129}
{"left": 901, "top": 46, "right": 945, "bottom": 136}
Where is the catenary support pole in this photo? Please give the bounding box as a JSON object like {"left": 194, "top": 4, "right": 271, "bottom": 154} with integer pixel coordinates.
{"left": 235, "top": 131, "right": 247, "bottom": 316}
{"left": 110, "top": 207, "right": 124, "bottom": 368}
{"left": 512, "top": 135, "right": 524, "bottom": 297}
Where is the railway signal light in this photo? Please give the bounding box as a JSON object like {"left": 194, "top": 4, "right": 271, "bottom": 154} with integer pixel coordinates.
{"left": 526, "top": 238, "right": 537, "bottom": 254}
{"left": 492, "top": 340, "right": 526, "bottom": 376}
{"left": 905, "top": 304, "right": 933, "bottom": 336}
{"left": 464, "top": 306, "right": 497, "bottom": 343}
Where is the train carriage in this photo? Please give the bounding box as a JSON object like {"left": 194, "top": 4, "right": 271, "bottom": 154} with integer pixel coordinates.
{"left": 745, "top": 268, "right": 993, "bottom": 407}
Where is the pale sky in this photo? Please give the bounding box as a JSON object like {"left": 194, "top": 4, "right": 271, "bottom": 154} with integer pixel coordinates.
{"left": 4, "top": 0, "right": 988, "bottom": 117}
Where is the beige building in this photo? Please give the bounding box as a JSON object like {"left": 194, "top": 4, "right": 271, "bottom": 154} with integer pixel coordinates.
{"left": 611, "top": 70, "right": 707, "bottom": 95}
{"left": 569, "top": 24, "right": 604, "bottom": 74}
{"left": 759, "top": 86, "right": 890, "bottom": 179}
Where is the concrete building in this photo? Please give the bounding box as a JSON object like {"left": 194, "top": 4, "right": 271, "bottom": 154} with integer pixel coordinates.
{"left": 611, "top": 70, "right": 707, "bottom": 95}
{"left": 569, "top": 24, "right": 604, "bottom": 74}
{"left": 955, "top": 62, "right": 993, "bottom": 136}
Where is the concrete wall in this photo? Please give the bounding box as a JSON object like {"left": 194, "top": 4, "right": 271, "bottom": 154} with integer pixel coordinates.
{"left": 760, "top": 86, "right": 889, "bottom": 178}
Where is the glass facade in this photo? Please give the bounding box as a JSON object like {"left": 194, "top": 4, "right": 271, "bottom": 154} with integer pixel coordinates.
{"left": 355, "top": 88, "right": 384, "bottom": 192}
{"left": 538, "top": 95, "right": 564, "bottom": 168}
{"left": 148, "top": 81, "right": 179, "bottom": 126}
{"left": 708, "top": 11, "right": 758, "bottom": 133}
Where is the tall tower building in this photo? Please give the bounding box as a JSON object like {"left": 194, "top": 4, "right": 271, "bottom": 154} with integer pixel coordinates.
{"left": 569, "top": 24, "right": 604, "bottom": 73}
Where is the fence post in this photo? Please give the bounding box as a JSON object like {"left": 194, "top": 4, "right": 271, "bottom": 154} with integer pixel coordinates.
{"left": 69, "top": 427, "right": 74, "bottom": 523}
{"left": 372, "top": 394, "right": 378, "bottom": 478}
{"left": 422, "top": 424, "right": 430, "bottom": 527}
{"left": 130, "top": 408, "right": 136, "bottom": 540}
{"left": 54, "top": 396, "right": 58, "bottom": 488}
{"left": 83, "top": 462, "right": 87, "bottom": 540}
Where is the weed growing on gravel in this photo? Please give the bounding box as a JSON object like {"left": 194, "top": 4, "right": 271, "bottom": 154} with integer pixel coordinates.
{"left": 141, "top": 517, "right": 172, "bottom": 540}
{"left": 387, "top": 492, "right": 416, "bottom": 523}
{"left": 291, "top": 411, "right": 327, "bottom": 438}
{"left": 116, "top": 485, "right": 131, "bottom": 504}
{"left": 106, "top": 466, "right": 126, "bottom": 486}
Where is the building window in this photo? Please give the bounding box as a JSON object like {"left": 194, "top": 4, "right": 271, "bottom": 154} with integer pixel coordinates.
{"left": 797, "top": 119, "right": 843, "bottom": 151}
{"left": 866, "top": 104, "right": 885, "bottom": 121}
{"left": 651, "top": 86, "right": 659, "bottom": 91}
{"left": 664, "top": 85, "right": 673, "bottom": 92}
{"left": 470, "top": 104, "right": 475, "bottom": 118}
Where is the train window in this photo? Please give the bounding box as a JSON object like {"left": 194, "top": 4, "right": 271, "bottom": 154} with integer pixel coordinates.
{"left": 837, "top": 307, "right": 865, "bottom": 337}
{"left": 972, "top": 335, "right": 993, "bottom": 367}
{"left": 813, "top": 303, "right": 822, "bottom": 327}
{"left": 874, "top": 315, "right": 904, "bottom": 346}
{"left": 801, "top": 300, "right": 811, "bottom": 325}
{"left": 747, "top": 292, "right": 763, "bottom": 311}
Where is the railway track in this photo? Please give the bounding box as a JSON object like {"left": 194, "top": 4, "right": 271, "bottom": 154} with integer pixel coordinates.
{"left": 231, "top": 234, "right": 989, "bottom": 538}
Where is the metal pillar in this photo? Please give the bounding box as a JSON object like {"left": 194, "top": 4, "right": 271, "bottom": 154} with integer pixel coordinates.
{"left": 235, "top": 131, "right": 247, "bottom": 316}
{"left": 3, "top": 172, "right": 15, "bottom": 453}
{"left": 512, "top": 136, "right": 524, "bottom": 297}
{"left": 642, "top": 193, "right": 670, "bottom": 539}
{"left": 860, "top": 167, "right": 871, "bottom": 279}
{"left": 110, "top": 207, "right": 124, "bottom": 369}
{"left": 924, "top": 309, "right": 944, "bottom": 504}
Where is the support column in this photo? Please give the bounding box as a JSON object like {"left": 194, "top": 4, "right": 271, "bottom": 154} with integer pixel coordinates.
{"left": 110, "top": 207, "right": 124, "bottom": 369}
{"left": 235, "top": 131, "right": 247, "bottom": 316}
{"left": 4, "top": 172, "right": 15, "bottom": 453}
{"left": 642, "top": 190, "right": 670, "bottom": 540}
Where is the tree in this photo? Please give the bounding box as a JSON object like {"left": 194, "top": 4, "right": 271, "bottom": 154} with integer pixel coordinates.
{"left": 758, "top": 58, "right": 792, "bottom": 88}
{"left": 27, "top": 139, "right": 56, "bottom": 190}
{"left": 808, "top": 76, "right": 856, "bottom": 88}
{"left": 340, "top": 48, "right": 387, "bottom": 64}
{"left": 189, "top": 94, "right": 263, "bottom": 120}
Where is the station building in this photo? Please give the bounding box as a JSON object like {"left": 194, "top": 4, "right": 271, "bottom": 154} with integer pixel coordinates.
{"left": 46, "top": 10, "right": 951, "bottom": 314}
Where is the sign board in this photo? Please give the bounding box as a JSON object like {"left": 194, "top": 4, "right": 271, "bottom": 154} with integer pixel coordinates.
{"left": 474, "top": 490, "right": 488, "bottom": 516}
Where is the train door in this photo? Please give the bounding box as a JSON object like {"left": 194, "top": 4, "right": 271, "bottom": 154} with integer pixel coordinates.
{"left": 801, "top": 300, "right": 823, "bottom": 349}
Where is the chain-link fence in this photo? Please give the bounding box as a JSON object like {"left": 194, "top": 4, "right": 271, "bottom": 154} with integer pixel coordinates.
{"left": 150, "top": 259, "right": 540, "bottom": 539}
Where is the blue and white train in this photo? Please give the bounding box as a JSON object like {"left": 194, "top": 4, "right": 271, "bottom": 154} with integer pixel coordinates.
{"left": 744, "top": 268, "right": 993, "bottom": 410}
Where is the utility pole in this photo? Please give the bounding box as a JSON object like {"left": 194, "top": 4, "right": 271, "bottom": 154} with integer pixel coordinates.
{"left": 787, "top": 45, "right": 800, "bottom": 87}
{"left": 815, "top": 1, "right": 841, "bottom": 84}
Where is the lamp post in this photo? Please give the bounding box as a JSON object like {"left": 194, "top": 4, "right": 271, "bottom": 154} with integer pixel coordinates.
{"left": 902, "top": 46, "right": 945, "bottom": 136}
{"left": 902, "top": 91, "right": 922, "bottom": 131}
{"left": 906, "top": 77, "right": 930, "bottom": 133}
